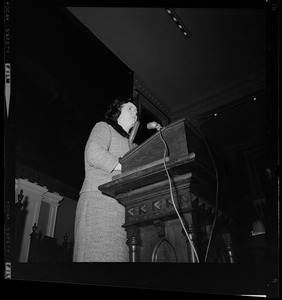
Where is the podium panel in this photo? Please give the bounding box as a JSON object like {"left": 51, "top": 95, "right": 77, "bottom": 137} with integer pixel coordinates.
{"left": 99, "top": 118, "right": 234, "bottom": 262}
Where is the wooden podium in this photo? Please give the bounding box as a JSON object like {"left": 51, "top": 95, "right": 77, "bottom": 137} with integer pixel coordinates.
{"left": 99, "top": 118, "right": 234, "bottom": 262}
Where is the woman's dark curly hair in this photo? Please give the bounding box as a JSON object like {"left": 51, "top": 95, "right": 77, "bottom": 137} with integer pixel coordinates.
{"left": 104, "top": 96, "right": 137, "bottom": 123}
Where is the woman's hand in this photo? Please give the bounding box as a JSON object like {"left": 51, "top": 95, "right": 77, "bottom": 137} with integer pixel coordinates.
{"left": 113, "top": 163, "right": 122, "bottom": 171}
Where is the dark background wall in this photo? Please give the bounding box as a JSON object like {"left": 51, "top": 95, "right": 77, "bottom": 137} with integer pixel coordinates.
{"left": 11, "top": 5, "right": 133, "bottom": 191}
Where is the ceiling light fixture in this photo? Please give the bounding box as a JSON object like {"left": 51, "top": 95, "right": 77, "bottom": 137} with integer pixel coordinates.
{"left": 202, "top": 94, "right": 262, "bottom": 120}
{"left": 165, "top": 8, "right": 192, "bottom": 39}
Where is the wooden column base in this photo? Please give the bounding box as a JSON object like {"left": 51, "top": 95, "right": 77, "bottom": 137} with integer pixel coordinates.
{"left": 126, "top": 226, "right": 142, "bottom": 262}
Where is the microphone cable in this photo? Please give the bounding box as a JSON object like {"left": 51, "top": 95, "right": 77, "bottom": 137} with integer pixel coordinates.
{"left": 157, "top": 127, "right": 200, "bottom": 263}
{"left": 198, "top": 128, "right": 219, "bottom": 263}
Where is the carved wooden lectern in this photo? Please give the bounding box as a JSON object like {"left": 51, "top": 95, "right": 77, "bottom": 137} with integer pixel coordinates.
{"left": 99, "top": 118, "right": 234, "bottom": 262}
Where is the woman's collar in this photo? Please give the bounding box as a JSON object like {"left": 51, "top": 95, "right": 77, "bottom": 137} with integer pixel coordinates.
{"left": 103, "top": 118, "right": 130, "bottom": 138}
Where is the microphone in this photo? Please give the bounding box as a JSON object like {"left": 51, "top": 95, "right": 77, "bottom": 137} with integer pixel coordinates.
{"left": 147, "top": 121, "right": 162, "bottom": 131}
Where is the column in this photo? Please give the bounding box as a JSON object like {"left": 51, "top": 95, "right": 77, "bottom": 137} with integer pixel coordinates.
{"left": 15, "top": 178, "right": 48, "bottom": 262}
{"left": 126, "top": 226, "right": 142, "bottom": 262}
{"left": 182, "top": 212, "right": 199, "bottom": 263}
{"left": 41, "top": 192, "right": 64, "bottom": 237}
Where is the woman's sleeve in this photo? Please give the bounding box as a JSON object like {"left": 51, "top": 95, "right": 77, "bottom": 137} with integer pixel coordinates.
{"left": 85, "top": 122, "right": 119, "bottom": 173}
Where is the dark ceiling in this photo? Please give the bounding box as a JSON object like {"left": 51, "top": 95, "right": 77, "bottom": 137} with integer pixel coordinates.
{"left": 67, "top": 6, "right": 265, "bottom": 113}
{"left": 66, "top": 6, "right": 268, "bottom": 163}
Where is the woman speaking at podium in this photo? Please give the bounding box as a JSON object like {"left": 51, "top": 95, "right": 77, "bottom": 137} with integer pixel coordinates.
{"left": 73, "top": 96, "right": 138, "bottom": 262}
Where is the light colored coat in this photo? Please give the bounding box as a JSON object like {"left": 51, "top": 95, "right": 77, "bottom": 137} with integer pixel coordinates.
{"left": 73, "top": 121, "right": 130, "bottom": 262}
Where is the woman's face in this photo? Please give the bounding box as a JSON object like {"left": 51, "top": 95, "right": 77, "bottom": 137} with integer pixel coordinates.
{"left": 117, "top": 102, "right": 138, "bottom": 132}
